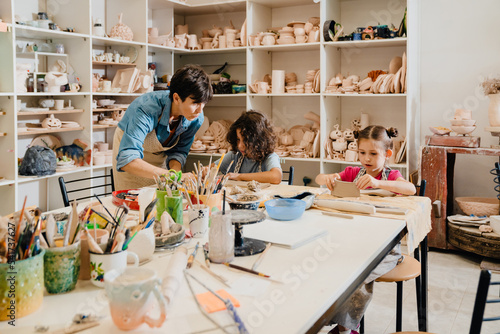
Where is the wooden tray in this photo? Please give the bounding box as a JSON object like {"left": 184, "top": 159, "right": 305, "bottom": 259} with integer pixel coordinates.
{"left": 425, "top": 135, "right": 480, "bottom": 148}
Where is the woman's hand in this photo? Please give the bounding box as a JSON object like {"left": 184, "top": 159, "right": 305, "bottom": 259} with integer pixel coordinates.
{"left": 181, "top": 172, "right": 196, "bottom": 182}
{"left": 355, "top": 174, "right": 380, "bottom": 190}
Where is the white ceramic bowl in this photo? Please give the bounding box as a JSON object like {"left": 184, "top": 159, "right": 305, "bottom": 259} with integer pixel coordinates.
{"left": 490, "top": 215, "right": 500, "bottom": 235}
{"left": 451, "top": 125, "right": 476, "bottom": 135}
{"left": 450, "top": 119, "right": 476, "bottom": 126}
{"left": 429, "top": 126, "right": 451, "bottom": 135}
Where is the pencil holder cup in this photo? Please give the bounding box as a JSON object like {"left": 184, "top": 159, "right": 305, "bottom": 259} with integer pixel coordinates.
{"left": 155, "top": 189, "right": 181, "bottom": 222}
{"left": 89, "top": 245, "right": 139, "bottom": 288}
{"left": 189, "top": 192, "right": 223, "bottom": 215}
{"left": 78, "top": 229, "right": 109, "bottom": 280}
{"left": 44, "top": 241, "right": 81, "bottom": 294}
{"left": 0, "top": 249, "right": 45, "bottom": 320}
{"left": 105, "top": 267, "right": 167, "bottom": 330}
{"left": 188, "top": 204, "right": 210, "bottom": 238}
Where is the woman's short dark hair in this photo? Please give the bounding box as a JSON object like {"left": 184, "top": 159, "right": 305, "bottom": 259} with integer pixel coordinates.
{"left": 354, "top": 125, "right": 398, "bottom": 151}
{"left": 169, "top": 64, "right": 213, "bottom": 103}
{"left": 227, "top": 110, "right": 276, "bottom": 162}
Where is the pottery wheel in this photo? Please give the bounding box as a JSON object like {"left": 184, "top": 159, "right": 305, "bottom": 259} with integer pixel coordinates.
{"left": 230, "top": 209, "right": 266, "bottom": 225}
{"left": 231, "top": 209, "right": 267, "bottom": 256}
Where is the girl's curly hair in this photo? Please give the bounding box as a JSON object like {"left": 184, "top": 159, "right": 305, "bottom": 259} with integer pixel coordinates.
{"left": 227, "top": 110, "right": 276, "bottom": 162}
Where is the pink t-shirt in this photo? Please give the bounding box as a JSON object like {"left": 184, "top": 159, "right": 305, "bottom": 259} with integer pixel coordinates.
{"left": 339, "top": 166, "right": 402, "bottom": 183}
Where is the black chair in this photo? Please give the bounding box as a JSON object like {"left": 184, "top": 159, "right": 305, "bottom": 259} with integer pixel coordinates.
{"left": 282, "top": 166, "right": 294, "bottom": 185}
{"left": 360, "top": 180, "right": 428, "bottom": 333}
{"left": 395, "top": 269, "right": 499, "bottom": 334}
{"left": 58, "top": 169, "right": 115, "bottom": 207}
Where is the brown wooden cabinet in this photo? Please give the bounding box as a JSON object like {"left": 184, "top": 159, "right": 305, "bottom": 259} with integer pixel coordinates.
{"left": 421, "top": 145, "right": 500, "bottom": 249}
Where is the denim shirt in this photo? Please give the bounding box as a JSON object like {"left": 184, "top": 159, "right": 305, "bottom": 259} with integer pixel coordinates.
{"left": 116, "top": 90, "right": 203, "bottom": 171}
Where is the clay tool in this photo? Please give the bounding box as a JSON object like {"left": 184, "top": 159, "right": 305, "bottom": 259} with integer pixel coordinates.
{"left": 83, "top": 228, "right": 103, "bottom": 253}
{"left": 24, "top": 208, "right": 42, "bottom": 258}
{"left": 93, "top": 194, "right": 119, "bottom": 226}
{"left": 203, "top": 242, "right": 210, "bottom": 267}
{"left": 45, "top": 213, "right": 57, "bottom": 248}
{"left": 223, "top": 262, "right": 270, "bottom": 278}
{"left": 185, "top": 271, "right": 249, "bottom": 334}
{"left": 14, "top": 196, "right": 28, "bottom": 253}
{"left": 195, "top": 259, "right": 230, "bottom": 288}
{"left": 186, "top": 242, "right": 200, "bottom": 269}
{"left": 321, "top": 211, "right": 354, "bottom": 219}
{"left": 252, "top": 243, "right": 271, "bottom": 271}
{"left": 111, "top": 233, "right": 125, "bottom": 253}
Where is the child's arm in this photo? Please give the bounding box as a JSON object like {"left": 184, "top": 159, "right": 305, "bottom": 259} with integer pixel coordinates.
{"left": 227, "top": 167, "right": 282, "bottom": 184}
{"left": 315, "top": 173, "right": 341, "bottom": 191}
{"left": 356, "top": 175, "right": 416, "bottom": 195}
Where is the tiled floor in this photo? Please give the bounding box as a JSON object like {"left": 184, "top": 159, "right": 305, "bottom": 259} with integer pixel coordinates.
{"left": 320, "top": 250, "right": 500, "bottom": 334}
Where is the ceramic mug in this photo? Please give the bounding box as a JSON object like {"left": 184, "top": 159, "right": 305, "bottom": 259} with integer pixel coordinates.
{"left": 345, "top": 149, "right": 359, "bottom": 162}
{"left": 188, "top": 204, "right": 210, "bottom": 238}
{"left": 89, "top": 247, "right": 139, "bottom": 288}
{"left": 54, "top": 99, "right": 64, "bottom": 110}
{"left": 102, "top": 80, "right": 112, "bottom": 92}
{"left": 104, "top": 267, "right": 167, "bottom": 330}
{"left": 79, "top": 229, "right": 109, "bottom": 280}
{"left": 44, "top": 241, "right": 81, "bottom": 294}
{"left": 105, "top": 53, "right": 113, "bottom": 62}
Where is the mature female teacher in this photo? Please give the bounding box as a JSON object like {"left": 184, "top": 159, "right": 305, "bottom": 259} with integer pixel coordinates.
{"left": 112, "top": 65, "right": 213, "bottom": 190}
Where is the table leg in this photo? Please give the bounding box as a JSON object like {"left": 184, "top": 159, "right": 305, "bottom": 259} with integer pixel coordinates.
{"left": 420, "top": 236, "right": 428, "bottom": 331}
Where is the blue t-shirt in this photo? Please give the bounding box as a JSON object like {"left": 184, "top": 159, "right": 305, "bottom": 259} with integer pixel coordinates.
{"left": 116, "top": 90, "right": 203, "bottom": 171}
{"left": 215, "top": 151, "right": 281, "bottom": 174}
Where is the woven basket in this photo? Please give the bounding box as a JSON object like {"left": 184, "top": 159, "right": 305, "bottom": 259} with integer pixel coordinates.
{"left": 455, "top": 197, "right": 499, "bottom": 216}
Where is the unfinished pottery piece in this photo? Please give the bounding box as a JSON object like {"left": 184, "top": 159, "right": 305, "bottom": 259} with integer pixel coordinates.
{"left": 109, "top": 13, "right": 133, "bottom": 41}
{"left": 42, "top": 114, "right": 62, "bottom": 129}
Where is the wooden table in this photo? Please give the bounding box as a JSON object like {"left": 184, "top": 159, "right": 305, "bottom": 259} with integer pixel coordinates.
{"left": 0, "top": 203, "right": 406, "bottom": 333}
{"left": 421, "top": 145, "right": 500, "bottom": 249}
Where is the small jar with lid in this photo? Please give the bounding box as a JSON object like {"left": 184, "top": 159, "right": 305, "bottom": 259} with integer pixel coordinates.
{"left": 37, "top": 77, "right": 48, "bottom": 92}
{"left": 27, "top": 74, "right": 34, "bottom": 92}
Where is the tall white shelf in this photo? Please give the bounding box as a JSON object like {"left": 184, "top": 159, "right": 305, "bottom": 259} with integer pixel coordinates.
{"left": 0, "top": 0, "right": 419, "bottom": 215}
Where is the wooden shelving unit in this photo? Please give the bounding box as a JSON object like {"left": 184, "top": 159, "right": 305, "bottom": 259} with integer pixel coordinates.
{"left": 18, "top": 127, "right": 84, "bottom": 136}
{"left": 18, "top": 109, "right": 84, "bottom": 115}
{"left": 0, "top": 0, "right": 418, "bottom": 215}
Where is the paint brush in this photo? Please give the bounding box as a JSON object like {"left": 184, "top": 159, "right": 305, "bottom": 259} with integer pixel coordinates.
{"left": 186, "top": 242, "right": 199, "bottom": 269}
{"left": 252, "top": 243, "right": 271, "bottom": 271}
{"left": 223, "top": 262, "right": 271, "bottom": 278}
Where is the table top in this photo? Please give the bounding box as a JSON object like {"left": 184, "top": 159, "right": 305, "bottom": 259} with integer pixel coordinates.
{"left": 1, "top": 205, "right": 405, "bottom": 333}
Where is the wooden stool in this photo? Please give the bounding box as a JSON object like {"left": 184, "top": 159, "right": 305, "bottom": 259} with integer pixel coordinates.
{"left": 375, "top": 255, "right": 421, "bottom": 332}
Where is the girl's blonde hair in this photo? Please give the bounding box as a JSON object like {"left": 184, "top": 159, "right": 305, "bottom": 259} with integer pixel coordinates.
{"left": 354, "top": 125, "right": 398, "bottom": 151}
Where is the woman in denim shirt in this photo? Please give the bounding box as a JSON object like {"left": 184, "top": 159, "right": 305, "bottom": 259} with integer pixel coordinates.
{"left": 112, "top": 65, "right": 212, "bottom": 190}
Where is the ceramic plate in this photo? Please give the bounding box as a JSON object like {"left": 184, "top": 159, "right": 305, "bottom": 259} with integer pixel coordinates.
{"left": 124, "top": 46, "right": 138, "bottom": 63}
{"left": 312, "top": 130, "right": 320, "bottom": 158}
{"left": 394, "top": 67, "right": 402, "bottom": 93}
{"left": 401, "top": 52, "right": 407, "bottom": 92}
{"left": 195, "top": 116, "right": 209, "bottom": 139}
{"left": 30, "top": 134, "right": 62, "bottom": 149}
{"left": 287, "top": 21, "right": 306, "bottom": 27}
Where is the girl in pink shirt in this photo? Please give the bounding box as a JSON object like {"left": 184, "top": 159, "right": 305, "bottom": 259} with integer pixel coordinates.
{"left": 315, "top": 125, "right": 416, "bottom": 334}
{"left": 316, "top": 125, "right": 415, "bottom": 196}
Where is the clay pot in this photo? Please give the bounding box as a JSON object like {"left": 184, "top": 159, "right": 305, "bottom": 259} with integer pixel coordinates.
{"left": 281, "top": 133, "right": 294, "bottom": 146}
{"left": 208, "top": 26, "right": 222, "bottom": 38}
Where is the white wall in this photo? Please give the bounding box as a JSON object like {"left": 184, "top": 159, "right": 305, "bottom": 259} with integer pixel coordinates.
{"left": 421, "top": 0, "right": 500, "bottom": 199}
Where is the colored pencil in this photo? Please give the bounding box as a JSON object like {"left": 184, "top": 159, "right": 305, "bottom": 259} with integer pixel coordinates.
{"left": 223, "top": 262, "right": 270, "bottom": 278}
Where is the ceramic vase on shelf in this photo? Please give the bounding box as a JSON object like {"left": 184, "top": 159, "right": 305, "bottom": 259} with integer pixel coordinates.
{"left": 488, "top": 94, "right": 500, "bottom": 127}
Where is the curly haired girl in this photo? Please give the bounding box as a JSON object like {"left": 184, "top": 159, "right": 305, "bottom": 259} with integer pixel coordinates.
{"left": 214, "top": 110, "right": 282, "bottom": 184}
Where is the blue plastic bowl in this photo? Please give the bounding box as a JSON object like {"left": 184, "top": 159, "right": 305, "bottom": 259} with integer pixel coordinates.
{"left": 265, "top": 199, "right": 306, "bottom": 221}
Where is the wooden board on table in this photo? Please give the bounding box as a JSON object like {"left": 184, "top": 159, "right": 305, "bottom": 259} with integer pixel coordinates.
{"left": 425, "top": 135, "right": 480, "bottom": 148}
